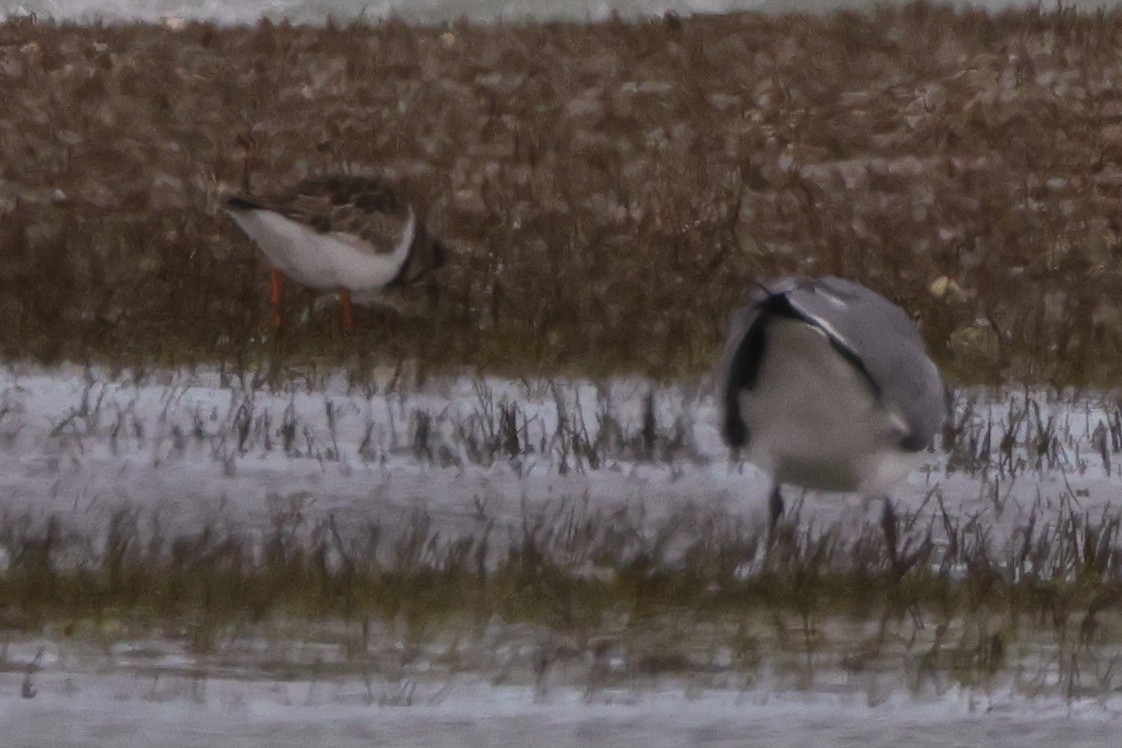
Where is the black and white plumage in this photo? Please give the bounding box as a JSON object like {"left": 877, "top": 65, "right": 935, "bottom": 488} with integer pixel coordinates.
{"left": 225, "top": 173, "right": 447, "bottom": 332}
{"left": 720, "top": 276, "right": 945, "bottom": 534}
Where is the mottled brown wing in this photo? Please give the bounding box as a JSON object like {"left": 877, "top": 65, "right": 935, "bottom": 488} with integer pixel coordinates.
{"left": 264, "top": 175, "right": 412, "bottom": 256}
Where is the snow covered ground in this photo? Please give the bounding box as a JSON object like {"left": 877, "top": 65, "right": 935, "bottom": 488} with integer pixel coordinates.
{"left": 2, "top": 364, "right": 1122, "bottom": 742}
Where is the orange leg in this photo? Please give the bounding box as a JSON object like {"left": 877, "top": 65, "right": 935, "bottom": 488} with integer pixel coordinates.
{"left": 270, "top": 269, "right": 284, "bottom": 331}
{"left": 340, "top": 288, "right": 355, "bottom": 334}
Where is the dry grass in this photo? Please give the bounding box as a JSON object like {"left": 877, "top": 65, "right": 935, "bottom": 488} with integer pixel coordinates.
{"left": 2, "top": 5, "right": 1122, "bottom": 381}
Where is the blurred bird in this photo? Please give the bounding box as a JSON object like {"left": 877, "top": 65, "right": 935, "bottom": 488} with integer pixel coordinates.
{"left": 225, "top": 173, "right": 447, "bottom": 333}
{"left": 720, "top": 276, "right": 945, "bottom": 547}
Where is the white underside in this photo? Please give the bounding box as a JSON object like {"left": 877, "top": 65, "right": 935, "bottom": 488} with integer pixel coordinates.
{"left": 738, "top": 317, "right": 923, "bottom": 495}
{"left": 226, "top": 208, "right": 414, "bottom": 303}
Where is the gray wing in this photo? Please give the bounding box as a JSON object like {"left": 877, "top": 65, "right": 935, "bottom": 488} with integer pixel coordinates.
{"left": 782, "top": 276, "right": 946, "bottom": 450}
{"left": 720, "top": 277, "right": 945, "bottom": 451}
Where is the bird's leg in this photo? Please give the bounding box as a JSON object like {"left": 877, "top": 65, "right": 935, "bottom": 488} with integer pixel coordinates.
{"left": 880, "top": 497, "right": 899, "bottom": 570}
{"left": 236, "top": 130, "right": 255, "bottom": 193}
{"left": 340, "top": 288, "right": 355, "bottom": 334}
{"left": 768, "top": 484, "right": 785, "bottom": 541}
{"left": 270, "top": 269, "right": 284, "bottom": 331}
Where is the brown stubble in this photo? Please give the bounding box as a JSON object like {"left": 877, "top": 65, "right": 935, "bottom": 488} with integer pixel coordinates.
{"left": 2, "top": 7, "right": 1122, "bottom": 382}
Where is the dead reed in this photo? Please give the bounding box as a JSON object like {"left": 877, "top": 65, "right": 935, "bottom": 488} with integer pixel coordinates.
{"left": 1, "top": 5, "right": 1121, "bottom": 382}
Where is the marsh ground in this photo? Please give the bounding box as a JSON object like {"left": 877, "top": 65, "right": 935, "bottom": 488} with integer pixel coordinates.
{"left": 4, "top": 3, "right": 1122, "bottom": 738}
{"left": 1, "top": 366, "right": 1122, "bottom": 726}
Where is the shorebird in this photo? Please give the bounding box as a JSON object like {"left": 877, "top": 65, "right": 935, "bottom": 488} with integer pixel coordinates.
{"left": 225, "top": 173, "right": 447, "bottom": 333}
{"left": 720, "top": 276, "right": 945, "bottom": 544}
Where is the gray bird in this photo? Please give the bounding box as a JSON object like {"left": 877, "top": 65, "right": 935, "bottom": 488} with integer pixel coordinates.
{"left": 720, "top": 276, "right": 945, "bottom": 541}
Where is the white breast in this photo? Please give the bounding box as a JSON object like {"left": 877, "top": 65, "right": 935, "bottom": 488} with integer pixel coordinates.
{"left": 226, "top": 209, "right": 413, "bottom": 293}
{"left": 738, "top": 316, "right": 922, "bottom": 495}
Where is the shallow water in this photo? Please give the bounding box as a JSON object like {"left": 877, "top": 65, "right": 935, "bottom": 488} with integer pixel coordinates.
{"left": 4, "top": 673, "right": 1122, "bottom": 747}
{"left": 3, "top": 366, "right": 1122, "bottom": 741}
{"left": 2, "top": 365, "right": 1118, "bottom": 553}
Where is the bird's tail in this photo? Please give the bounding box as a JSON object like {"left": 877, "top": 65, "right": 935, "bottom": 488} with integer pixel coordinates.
{"left": 226, "top": 195, "right": 263, "bottom": 211}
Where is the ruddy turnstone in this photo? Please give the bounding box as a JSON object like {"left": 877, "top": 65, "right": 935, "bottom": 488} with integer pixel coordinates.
{"left": 225, "top": 173, "right": 447, "bottom": 333}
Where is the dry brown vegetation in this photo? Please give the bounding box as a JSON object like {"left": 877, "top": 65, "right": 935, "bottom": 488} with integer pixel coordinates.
{"left": 2, "top": 4, "right": 1122, "bottom": 382}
